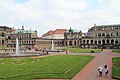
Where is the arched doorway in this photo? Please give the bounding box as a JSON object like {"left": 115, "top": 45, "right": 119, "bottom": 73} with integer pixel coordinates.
{"left": 102, "top": 40, "right": 105, "bottom": 44}
{"left": 74, "top": 41, "right": 76, "bottom": 46}
{"left": 106, "top": 39, "right": 110, "bottom": 44}
{"left": 115, "top": 40, "right": 118, "bottom": 44}
{"left": 111, "top": 39, "right": 114, "bottom": 44}
{"left": 69, "top": 41, "right": 72, "bottom": 46}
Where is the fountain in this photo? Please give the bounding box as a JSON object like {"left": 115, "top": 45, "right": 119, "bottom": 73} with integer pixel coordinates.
{"left": 16, "top": 37, "right": 20, "bottom": 55}
{"left": 51, "top": 39, "right": 54, "bottom": 50}
{"left": 5, "top": 37, "right": 42, "bottom": 58}
{"left": 0, "top": 37, "right": 48, "bottom": 58}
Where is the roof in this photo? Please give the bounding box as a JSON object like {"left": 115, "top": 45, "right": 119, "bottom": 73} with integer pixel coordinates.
{"left": 65, "top": 28, "right": 80, "bottom": 33}
{"left": 94, "top": 24, "right": 120, "bottom": 28}
{"left": 42, "top": 29, "right": 67, "bottom": 37}
{"left": 54, "top": 29, "right": 67, "bottom": 34}
{"left": 73, "top": 29, "right": 79, "bottom": 32}
{"left": 11, "top": 29, "right": 35, "bottom": 34}
{"left": 42, "top": 30, "right": 53, "bottom": 37}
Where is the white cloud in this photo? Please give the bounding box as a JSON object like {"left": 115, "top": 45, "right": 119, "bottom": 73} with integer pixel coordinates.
{"left": 98, "top": 0, "right": 120, "bottom": 12}
{"left": 49, "top": 0, "right": 86, "bottom": 11}
{"left": 0, "top": 0, "right": 120, "bottom": 36}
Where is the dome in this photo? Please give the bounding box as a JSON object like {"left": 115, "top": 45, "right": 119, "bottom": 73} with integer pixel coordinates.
{"left": 11, "top": 30, "right": 34, "bottom": 34}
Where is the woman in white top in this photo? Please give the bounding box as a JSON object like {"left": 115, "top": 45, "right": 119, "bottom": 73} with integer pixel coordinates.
{"left": 104, "top": 65, "right": 109, "bottom": 77}
{"left": 98, "top": 65, "right": 103, "bottom": 77}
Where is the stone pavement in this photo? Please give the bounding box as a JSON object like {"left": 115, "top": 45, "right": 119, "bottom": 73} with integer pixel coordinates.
{"left": 72, "top": 49, "right": 120, "bottom": 80}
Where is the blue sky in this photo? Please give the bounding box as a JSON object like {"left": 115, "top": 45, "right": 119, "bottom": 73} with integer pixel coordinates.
{"left": 0, "top": 0, "right": 120, "bottom": 36}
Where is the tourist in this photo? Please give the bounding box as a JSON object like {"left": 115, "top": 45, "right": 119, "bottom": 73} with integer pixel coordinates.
{"left": 104, "top": 65, "right": 109, "bottom": 78}
{"left": 65, "top": 50, "right": 67, "bottom": 54}
{"left": 98, "top": 65, "right": 103, "bottom": 77}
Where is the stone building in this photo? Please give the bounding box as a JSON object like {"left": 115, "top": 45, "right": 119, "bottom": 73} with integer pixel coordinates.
{"left": 1, "top": 24, "right": 120, "bottom": 50}
{"left": 64, "top": 27, "right": 83, "bottom": 47}
{"left": 81, "top": 24, "right": 120, "bottom": 49}
{"left": 0, "top": 26, "right": 14, "bottom": 46}
{"left": 7, "top": 26, "right": 37, "bottom": 49}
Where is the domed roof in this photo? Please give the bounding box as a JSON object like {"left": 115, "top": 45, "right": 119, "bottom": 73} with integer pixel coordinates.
{"left": 11, "top": 29, "right": 34, "bottom": 34}
{"left": 73, "top": 29, "right": 79, "bottom": 32}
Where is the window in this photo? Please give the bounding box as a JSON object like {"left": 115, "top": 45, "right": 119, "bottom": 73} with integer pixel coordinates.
{"left": 98, "top": 33, "right": 101, "bottom": 37}
{"left": 111, "top": 39, "right": 114, "bottom": 44}
{"left": 95, "top": 41, "right": 97, "bottom": 44}
{"left": 91, "top": 40, "right": 93, "bottom": 44}
{"left": 98, "top": 40, "right": 101, "bottom": 44}
{"left": 83, "top": 40, "right": 85, "bottom": 44}
{"left": 115, "top": 40, "right": 118, "bottom": 44}
{"left": 102, "top": 33, "right": 105, "bottom": 36}
{"left": 107, "top": 39, "right": 109, "bottom": 44}
{"left": 87, "top": 40, "right": 89, "bottom": 44}
{"left": 117, "top": 32, "right": 118, "bottom": 36}
{"left": 74, "top": 41, "right": 76, "bottom": 46}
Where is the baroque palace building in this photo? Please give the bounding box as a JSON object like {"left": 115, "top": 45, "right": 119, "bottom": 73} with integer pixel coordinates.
{"left": 64, "top": 27, "right": 83, "bottom": 47}
{"left": 0, "top": 24, "right": 120, "bottom": 50}
{"left": 81, "top": 24, "right": 120, "bottom": 49}
{"left": 0, "top": 26, "right": 14, "bottom": 46}
{"left": 7, "top": 26, "right": 38, "bottom": 50}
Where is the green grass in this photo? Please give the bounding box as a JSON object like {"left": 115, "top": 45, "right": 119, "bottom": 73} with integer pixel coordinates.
{"left": 0, "top": 55, "right": 94, "bottom": 80}
{"left": 64, "top": 47, "right": 102, "bottom": 53}
{"left": 112, "top": 49, "right": 120, "bottom": 53}
{"left": 112, "top": 57, "right": 120, "bottom": 79}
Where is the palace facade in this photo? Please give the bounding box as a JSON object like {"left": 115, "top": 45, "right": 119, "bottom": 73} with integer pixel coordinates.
{"left": 5, "top": 26, "right": 37, "bottom": 50}
{"left": 64, "top": 27, "right": 83, "bottom": 47}
{"left": 0, "top": 24, "right": 120, "bottom": 50}
{"left": 0, "top": 26, "right": 14, "bottom": 46}
{"left": 81, "top": 24, "right": 120, "bottom": 49}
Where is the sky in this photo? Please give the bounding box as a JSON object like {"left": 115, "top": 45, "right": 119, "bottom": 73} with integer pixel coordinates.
{"left": 0, "top": 0, "right": 120, "bottom": 36}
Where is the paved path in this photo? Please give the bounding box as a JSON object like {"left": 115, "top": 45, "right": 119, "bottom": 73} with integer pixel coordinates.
{"left": 72, "top": 49, "right": 120, "bottom": 80}
{"left": 33, "top": 49, "right": 120, "bottom": 80}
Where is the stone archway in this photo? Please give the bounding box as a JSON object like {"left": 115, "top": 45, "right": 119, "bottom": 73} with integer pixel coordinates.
{"left": 102, "top": 40, "right": 105, "bottom": 44}
{"left": 107, "top": 39, "right": 110, "bottom": 44}
{"left": 69, "top": 41, "right": 72, "bottom": 46}
{"left": 111, "top": 39, "right": 114, "bottom": 44}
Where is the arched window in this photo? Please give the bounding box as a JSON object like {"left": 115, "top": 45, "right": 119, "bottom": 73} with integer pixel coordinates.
{"left": 115, "top": 40, "right": 118, "bottom": 44}
{"left": 91, "top": 40, "right": 93, "bottom": 44}
{"left": 107, "top": 39, "right": 109, "bottom": 44}
{"left": 95, "top": 40, "right": 97, "bottom": 44}
{"left": 2, "top": 40, "right": 4, "bottom": 44}
{"left": 66, "top": 41, "right": 67, "bottom": 46}
{"left": 102, "top": 40, "right": 105, "bottom": 44}
{"left": 111, "top": 39, "right": 114, "bottom": 44}
{"left": 2, "top": 33, "right": 4, "bottom": 37}
{"left": 74, "top": 41, "right": 76, "bottom": 46}
{"left": 69, "top": 41, "right": 72, "bottom": 46}
{"left": 83, "top": 40, "right": 85, "bottom": 44}
{"left": 87, "top": 40, "right": 89, "bottom": 44}
{"left": 98, "top": 40, "right": 101, "bottom": 44}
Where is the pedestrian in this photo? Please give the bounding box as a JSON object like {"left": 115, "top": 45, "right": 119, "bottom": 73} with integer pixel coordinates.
{"left": 104, "top": 65, "right": 109, "bottom": 78}
{"left": 98, "top": 65, "right": 103, "bottom": 77}
{"left": 64, "top": 50, "right": 67, "bottom": 54}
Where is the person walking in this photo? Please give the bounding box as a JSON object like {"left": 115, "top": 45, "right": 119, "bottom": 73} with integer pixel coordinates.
{"left": 104, "top": 65, "right": 109, "bottom": 78}
{"left": 98, "top": 65, "right": 103, "bottom": 77}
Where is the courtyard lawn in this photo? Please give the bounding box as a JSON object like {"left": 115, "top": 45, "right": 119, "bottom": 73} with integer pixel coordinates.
{"left": 112, "top": 57, "right": 120, "bottom": 79}
{"left": 112, "top": 49, "right": 120, "bottom": 53}
{"left": 0, "top": 55, "right": 94, "bottom": 80}
{"left": 64, "top": 47, "right": 102, "bottom": 53}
